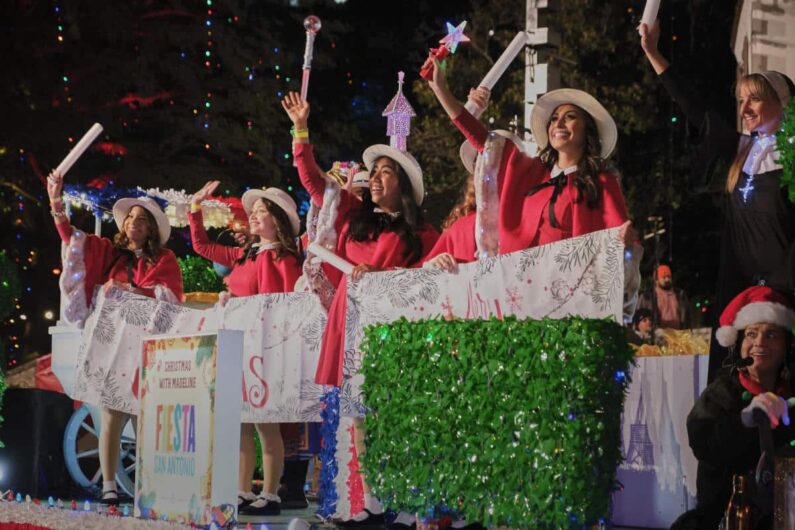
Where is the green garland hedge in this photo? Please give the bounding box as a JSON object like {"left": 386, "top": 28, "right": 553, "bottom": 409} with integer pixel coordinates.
{"left": 778, "top": 97, "right": 795, "bottom": 203}
{"left": 360, "top": 316, "right": 634, "bottom": 529}
{"left": 177, "top": 255, "right": 225, "bottom": 293}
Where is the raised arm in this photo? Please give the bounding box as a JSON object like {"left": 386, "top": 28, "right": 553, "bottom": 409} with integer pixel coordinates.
{"left": 426, "top": 57, "right": 489, "bottom": 151}
{"left": 188, "top": 181, "right": 242, "bottom": 267}
{"left": 281, "top": 92, "right": 326, "bottom": 205}
{"left": 46, "top": 170, "right": 73, "bottom": 241}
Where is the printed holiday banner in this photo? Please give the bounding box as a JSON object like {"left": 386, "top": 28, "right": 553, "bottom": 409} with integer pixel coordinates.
{"left": 71, "top": 290, "right": 326, "bottom": 421}
{"left": 135, "top": 332, "right": 241, "bottom": 526}
{"left": 339, "top": 226, "right": 625, "bottom": 415}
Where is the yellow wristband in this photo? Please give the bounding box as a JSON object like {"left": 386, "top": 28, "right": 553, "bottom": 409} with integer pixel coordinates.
{"left": 190, "top": 203, "right": 201, "bottom": 213}
{"left": 291, "top": 128, "right": 309, "bottom": 139}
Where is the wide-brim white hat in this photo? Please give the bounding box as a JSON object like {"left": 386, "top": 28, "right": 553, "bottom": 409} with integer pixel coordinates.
{"left": 530, "top": 88, "right": 617, "bottom": 159}
{"left": 113, "top": 197, "right": 171, "bottom": 245}
{"left": 362, "top": 144, "right": 424, "bottom": 205}
{"left": 459, "top": 130, "right": 525, "bottom": 175}
{"left": 241, "top": 188, "right": 301, "bottom": 237}
{"left": 351, "top": 170, "right": 370, "bottom": 189}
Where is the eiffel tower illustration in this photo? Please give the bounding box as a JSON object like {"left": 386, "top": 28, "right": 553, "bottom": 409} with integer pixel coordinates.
{"left": 625, "top": 387, "right": 654, "bottom": 467}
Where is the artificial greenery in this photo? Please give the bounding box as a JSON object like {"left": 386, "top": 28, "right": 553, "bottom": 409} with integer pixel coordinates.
{"left": 778, "top": 97, "right": 795, "bottom": 203}
{"left": 360, "top": 316, "right": 634, "bottom": 529}
{"left": 177, "top": 255, "right": 225, "bottom": 293}
{"left": 0, "top": 251, "right": 20, "bottom": 447}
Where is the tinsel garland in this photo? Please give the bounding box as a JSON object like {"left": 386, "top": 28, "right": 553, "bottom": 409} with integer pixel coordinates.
{"left": 360, "top": 316, "right": 633, "bottom": 529}
{"left": 0, "top": 500, "right": 204, "bottom": 529}
{"left": 777, "top": 97, "right": 795, "bottom": 203}
{"left": 316, "top": 388, "right": 340, "bottom": 519}
{"left": 177, "top": 256, "right": 225, "bottom": 294}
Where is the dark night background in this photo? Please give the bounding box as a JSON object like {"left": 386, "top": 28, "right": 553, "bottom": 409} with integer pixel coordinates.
{"left": 0, "top": 0, "right": 739, "bottom": 368}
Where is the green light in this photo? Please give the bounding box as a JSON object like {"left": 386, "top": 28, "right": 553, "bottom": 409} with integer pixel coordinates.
{"left": 205, "top": 102, "right": 211, "bottom": 108}
{"left": 285, "top": 77, "right": 291, "bottom": 82}
{"left": 275, "top": 65, "right": 280, "bottom": 71}
{"left": 283, "top": 153, "right": 290, "bottom": 159}
{"left": 671, "top": 116, "right": 678, "bottom": 123}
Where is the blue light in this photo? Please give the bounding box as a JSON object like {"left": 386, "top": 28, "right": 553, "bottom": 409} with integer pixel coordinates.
{"left": 180, "top": 52, "right": 186, "bottom": 59}
{"left": 248, "top": 74, "right": 254, "bottom": 81}
{"left": 614, "top": 370, "right": 626, "bottom": 382}
{"left": 274, "top": 47, "right": 279, "bottom": 53}
{"left": 203, "top": 123, "right": 209, "bottom": 129}
{"left": 205, "top": 19, "right": 212, "bottom": 27}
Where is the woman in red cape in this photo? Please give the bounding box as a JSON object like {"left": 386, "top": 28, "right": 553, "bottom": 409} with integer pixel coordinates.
{"left": 46, "top": 170, "right": 182, "bottom": 506}
{"left": 282, "top": 90, "right": 438, "bottom": 525}
{"left": 189, "top": 181, "right": 302, "bottom": 516}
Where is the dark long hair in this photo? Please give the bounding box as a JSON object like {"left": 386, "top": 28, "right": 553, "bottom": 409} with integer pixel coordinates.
{"left": 537, "top": 105, "right": 606, "bottom": 209}
{"left": 442, "top": 174, "right": 476, "bottom": 230}
{"left": 112, "top": 206, "right": 163, "bottom": 266}
{"left": 237, "top": 198, "right": 300, "bottom": 263}
{"left": 346, "top": 157, "right": 424, "bottom": 263}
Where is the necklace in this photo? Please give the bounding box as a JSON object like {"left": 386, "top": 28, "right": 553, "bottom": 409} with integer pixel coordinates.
{"left": 739, "top": 134, "right": 777, "bottom": 203}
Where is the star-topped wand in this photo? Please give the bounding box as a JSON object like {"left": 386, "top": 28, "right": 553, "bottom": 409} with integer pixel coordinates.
{"left": 419, "top": 21, "right": 470, "bottom": 80}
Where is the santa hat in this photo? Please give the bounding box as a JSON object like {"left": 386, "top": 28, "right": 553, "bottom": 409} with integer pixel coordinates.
{"left": 715, "top": 286, "right": 795, "bottom": 347}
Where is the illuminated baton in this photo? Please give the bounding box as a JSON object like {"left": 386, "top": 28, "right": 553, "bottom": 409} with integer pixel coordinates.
{"left": 641, "top": 0, "right": 662, "bottom": 28}
{"left": 465, "top": 31, "right": 531, "bottom": 116}
{"left": 307, "top": 242, "right": 354, "bottom": 275}
{"left": 55, "top": 123, "right": 103, "bottom": 177}
{"left": 300, "top": 15, "right": 322, "bottom": 101}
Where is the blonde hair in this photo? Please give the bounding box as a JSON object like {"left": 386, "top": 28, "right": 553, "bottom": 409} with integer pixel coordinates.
{"left": 726, "top": 74, "right": 783, "bottom": 193}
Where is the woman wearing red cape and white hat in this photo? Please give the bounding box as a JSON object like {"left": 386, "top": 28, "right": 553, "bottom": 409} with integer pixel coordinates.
{"left": 281, "top": 90, "right": 439, "bottom": 526}
{"left": 672, "top": 286, "right": 795, "bottom": 529}
{"left": 46, "top": 170, "right": 183, "bottom": 505}
{"left": 426, "top": 58, "right": 630, "bottom": 257}
{"left": 188, "top": 181, "right": 302, "bottom": 516}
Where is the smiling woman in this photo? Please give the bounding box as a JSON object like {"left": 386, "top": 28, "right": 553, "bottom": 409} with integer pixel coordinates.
{"left": 640, "top": 19, "right": 795, "bottom": 381}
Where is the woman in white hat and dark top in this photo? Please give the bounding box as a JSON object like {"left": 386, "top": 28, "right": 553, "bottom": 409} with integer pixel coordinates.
{"left": 640, "top": 20, "right": 795, "bottom": 381}
{"left": 426, "top": 58, "right": 629, "bottom": 256}
{"left": 46, "top": 169, "right": 183, "bottom": 505}
{"left": 673, "top": 286, "right": 795, "bottom": 529}
{"left": 188, "top": 181, "right": 302, "bottom": 516}
{"left": 281, "top": 90, "right": 439, "bottom": 526}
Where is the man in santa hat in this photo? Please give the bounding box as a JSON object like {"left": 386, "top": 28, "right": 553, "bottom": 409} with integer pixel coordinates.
{"left": 671, "top": 285, "right": 795, "bottom": 529}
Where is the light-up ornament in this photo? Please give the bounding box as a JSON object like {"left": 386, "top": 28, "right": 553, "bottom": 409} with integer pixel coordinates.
{"left": 420, "top": 20, "right": 469, "bottom": 80}
{"left": 382, "top": 72, "right": 416, "bottom": 152}
{"left": 300, "top": 15, "right": 322, "bottom": 101}
{"left": 440, "top": 21, "right": 470, "bottom": 53}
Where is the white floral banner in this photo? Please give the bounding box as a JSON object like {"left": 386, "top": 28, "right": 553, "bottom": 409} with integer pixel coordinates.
{"left": 339, "top": 226, "right": 625, "bottom": 416}
{"left": 71, "top": 289, "right": 327, "bottom": 422}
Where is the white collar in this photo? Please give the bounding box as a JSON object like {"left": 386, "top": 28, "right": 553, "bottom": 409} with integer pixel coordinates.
{"left": 131, "top": 248, "right": 143, "bottom": 258}
{"left": 253, "top": 241, "right": 281, "bottom": 254}
{"left": 373, "top": 207, "right": 402, "bottom": 219}
{"left": 742, "top": 134, "right": 781, "bottom": 176}
{"left": 551, "top": 164, "right": 578, "bottom": 179}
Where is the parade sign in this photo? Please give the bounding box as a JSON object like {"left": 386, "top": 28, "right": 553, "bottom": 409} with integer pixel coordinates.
{"left": 134, "top": 331, "right": 242, "bottom": 526}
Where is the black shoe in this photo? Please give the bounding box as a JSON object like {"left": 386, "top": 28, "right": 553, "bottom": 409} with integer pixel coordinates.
{"left": 97, "top": 490, "right": 119, "bottom": 506}
{"left": 281, "top": 495, "right": 309, "bottom": 510}
{"left": 337, "top": 510, "right": 386, "bottom": 528}
{"left": 238, "top": 493, "right": 257, "bottom": 509}
{"left": 240, "top": 499, "right": 281, "bottom": 516}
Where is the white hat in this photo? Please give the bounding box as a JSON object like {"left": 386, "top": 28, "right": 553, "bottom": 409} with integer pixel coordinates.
{"left": 459, "top": 130, "right": 525, "bottom": 175}
{"left": 530, "top": 88, "right": 617, "bottom": 159}
{"left": 362, "top": 144, "right": 424, "bottom": 205}
{"left": 351, "top": 170, "right": 370, "bottom": 189}
{"left": 113, "top": 197, "right": 171, "bottom": 245}
{"left": 241, "top": 188, "right": 301, "bottom": 237}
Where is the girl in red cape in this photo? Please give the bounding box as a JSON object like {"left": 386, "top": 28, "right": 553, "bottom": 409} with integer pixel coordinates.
{"left": 188, "top": 181, "right": 302, "bottom": 516}
{"left": 426, "top": 57, "right": 629, "bottom": 258}
{"left": 281, "top": 90, "right": 438, "bottom": 526}
{"left": 46, "top": 170, "right": 183, "bottom": 506}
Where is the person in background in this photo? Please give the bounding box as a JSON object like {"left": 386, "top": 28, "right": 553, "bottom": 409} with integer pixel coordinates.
{"left": 628, "top": 307, "right": 654, "bottom": 345}
{"left": 638, "top": 264, "right": 692, "bottom": 329}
